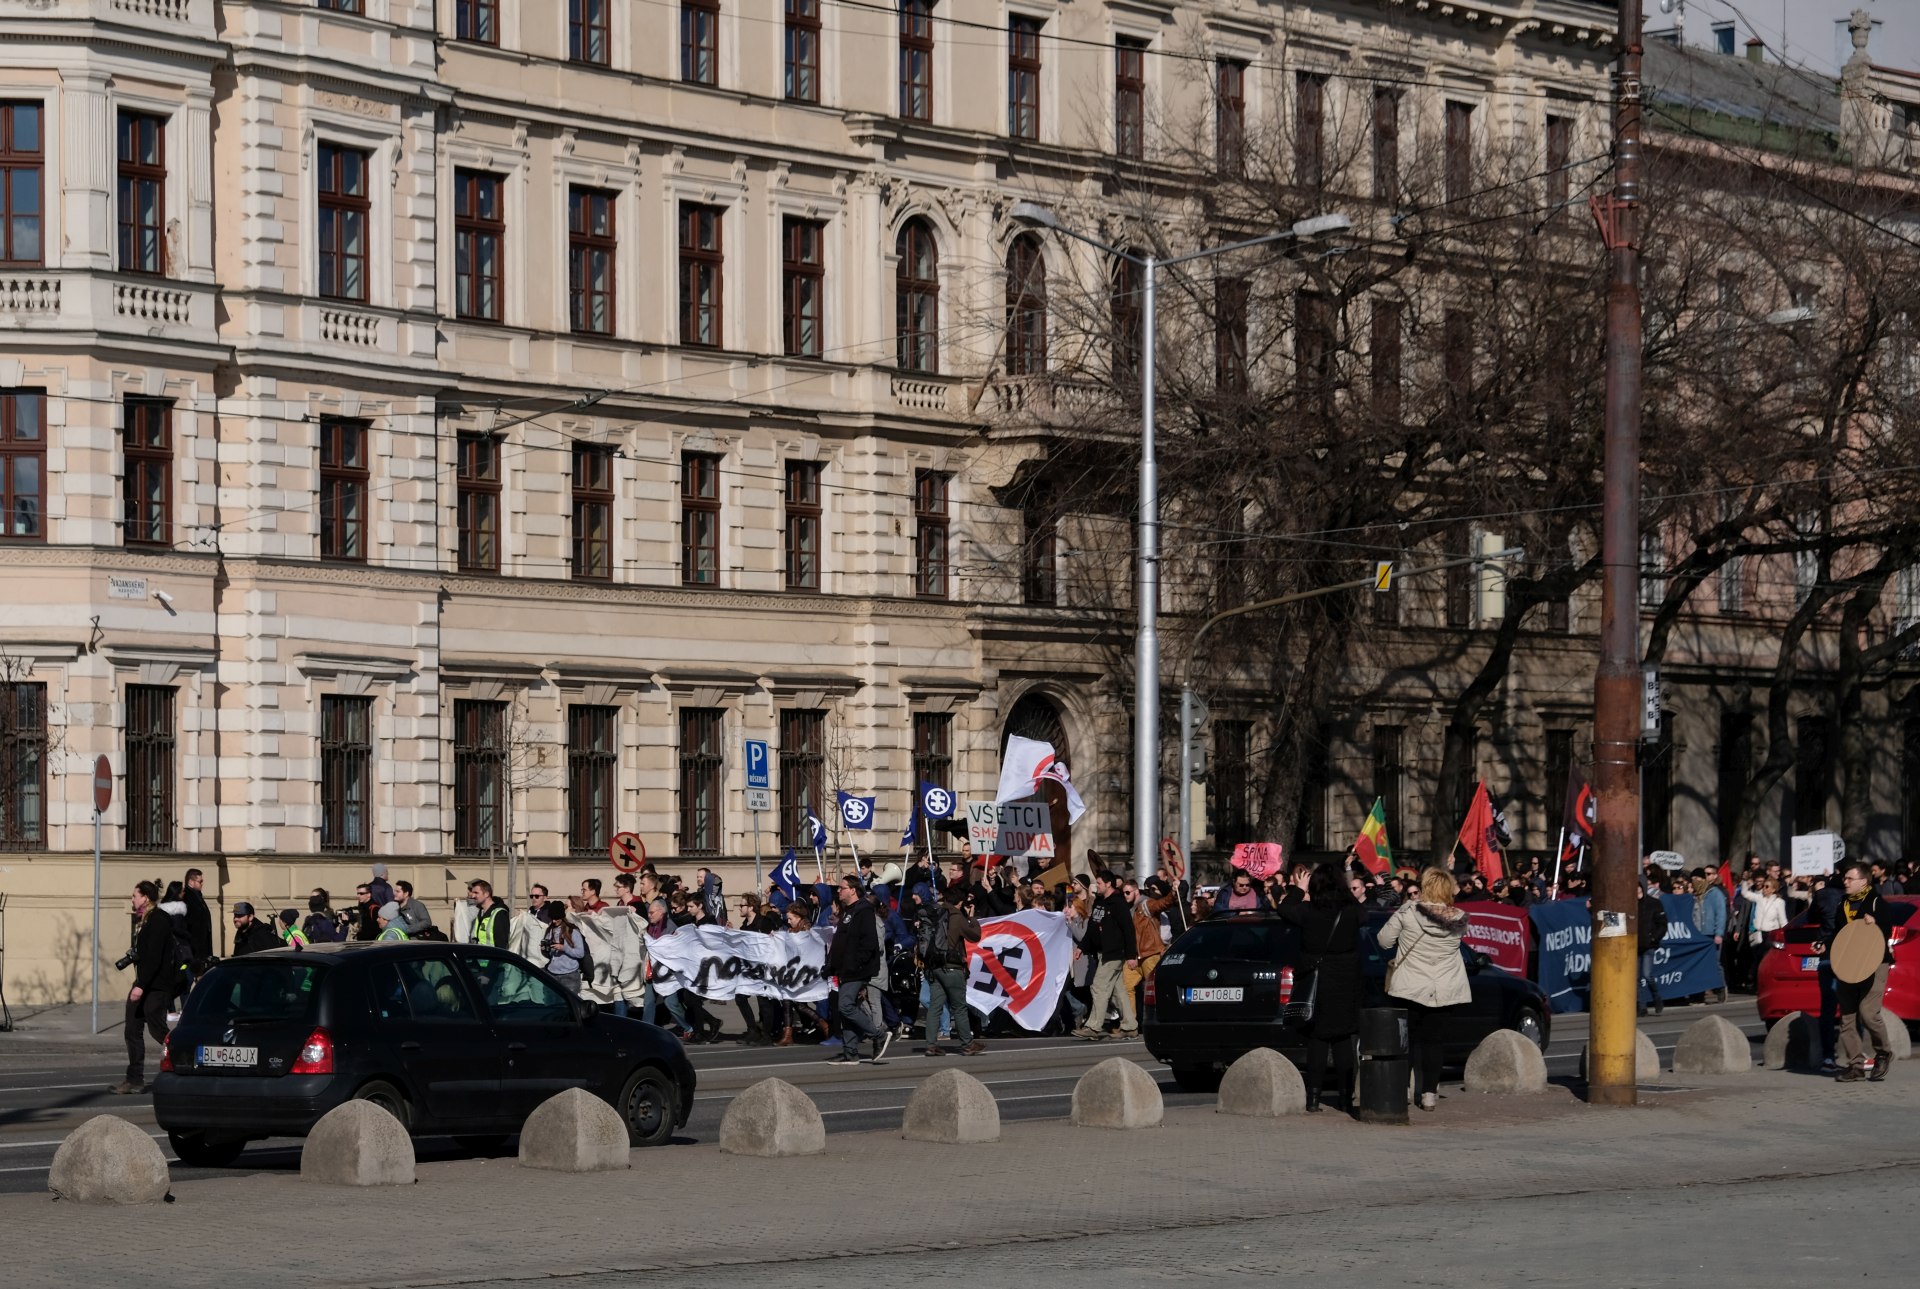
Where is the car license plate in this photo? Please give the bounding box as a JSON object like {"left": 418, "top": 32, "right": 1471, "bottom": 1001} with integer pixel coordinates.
{"left": 1184, "top": 987, "right": 1244, "bottom": 1003}
{"left": 197, "top": 1045, "right": 257, "bottom": 1069}
{"left": 1801, "top": 956, "right": 1821, "bottom": 971}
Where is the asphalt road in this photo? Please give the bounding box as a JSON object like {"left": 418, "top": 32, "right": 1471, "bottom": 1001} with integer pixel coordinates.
{"left": 0, "top": 1003, "right": 1767, "bottom": 1194}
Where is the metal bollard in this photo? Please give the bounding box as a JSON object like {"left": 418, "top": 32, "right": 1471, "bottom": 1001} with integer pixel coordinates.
{"left": 1356, "top": 1006, "right": 1410, "bottom": 1124}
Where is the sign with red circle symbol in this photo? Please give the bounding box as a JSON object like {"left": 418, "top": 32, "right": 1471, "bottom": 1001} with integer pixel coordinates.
{"left": 609, "top": 831, "right": 646, "bottom": 873}
{"left": 962, "top": 911, "right": 1071, "bottom": 1031}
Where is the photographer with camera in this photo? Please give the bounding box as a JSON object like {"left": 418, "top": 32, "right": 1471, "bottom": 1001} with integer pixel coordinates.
{"left": 230, "top": 902, "right": 280, "bottom": 956}
{"left": 109, "top": 881, "right": 175, "bottom": 1095}
{"left": 538, "top": 900, "right": 587, "bottom": 995}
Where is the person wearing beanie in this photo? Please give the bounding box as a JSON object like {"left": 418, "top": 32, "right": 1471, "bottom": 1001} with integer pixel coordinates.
{"left": 376, "top": 901, "right": 409, "bottom": 942}
{"left": 230, "top": 901, "right": 280, "bottom": 956}
{"left": 368, "top": 862, "right": 394, "bottom": 909}
{"left": 276, "top": 908, "right": 310, "bottom": 949}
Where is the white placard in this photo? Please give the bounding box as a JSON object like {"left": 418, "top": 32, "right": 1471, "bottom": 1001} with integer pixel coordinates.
{"left": 1648, "top": 850, "right": 1685, "bottom": 871}
{"left": 1790, "top": 833, "right": 1838, "bottom": 877}
{"left": 964, "top": 799, "right": 1055, "bottom": 860}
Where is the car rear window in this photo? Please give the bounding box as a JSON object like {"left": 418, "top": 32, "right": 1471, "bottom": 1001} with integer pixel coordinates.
{"left": 1169, "top": 920, "right": 1298, "bottom": 963}
{"left": 185, "top": 961, "right": 324, "bottom": 1025}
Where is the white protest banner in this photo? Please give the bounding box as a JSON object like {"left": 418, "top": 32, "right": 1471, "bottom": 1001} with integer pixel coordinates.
{"left": 964, "top": 799, "right": 1055, "bottom": 861}
{"left": 962, "top": 910, "right": 1071, "bottom": 1031}
{"left": 572, "top": 905, "right": 648, "bottom": 1005}
{"left": 1790, "top": 833, "right": 1840, "bottom": 878}
{"left": 1648, "top": 850, "right": 1685, "bottom": 872}
{"left": 643, "top": 922, "right": 835, "bottom": 1002}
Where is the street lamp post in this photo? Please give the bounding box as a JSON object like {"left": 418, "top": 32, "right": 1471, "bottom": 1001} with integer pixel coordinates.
{"left": 1009, "top": 204, "right": 1350, "bottom": 882}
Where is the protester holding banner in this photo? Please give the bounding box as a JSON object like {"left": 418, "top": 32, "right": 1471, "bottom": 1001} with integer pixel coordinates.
{"left": 1378, "top": 867, "right": 1472, "bottom": 1113}
{"left": 1277, "top": 862, "right": 1365, "bottom": 1114}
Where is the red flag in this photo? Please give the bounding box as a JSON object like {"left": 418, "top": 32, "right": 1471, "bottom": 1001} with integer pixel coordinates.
{"left": 1457, "top": 781, "right": 1505, "bottom": 883}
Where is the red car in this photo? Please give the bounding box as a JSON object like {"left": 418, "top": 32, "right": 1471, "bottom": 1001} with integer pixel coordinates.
{"left": 1755, "top": 895, "right": 1920, "bottom": 1025}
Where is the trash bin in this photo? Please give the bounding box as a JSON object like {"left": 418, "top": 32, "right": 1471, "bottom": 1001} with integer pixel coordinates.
{"left": 1356, "top": 1006, "right": 1410, "bottom": 1124}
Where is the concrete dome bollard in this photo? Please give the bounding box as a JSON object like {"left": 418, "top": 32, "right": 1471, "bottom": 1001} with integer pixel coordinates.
{"left": 1070, "top": 1057, "right": 1163, "bottom": 1129}
{"left": 1762, "top": 1012, "right": 1818, "bottom": 1071}
{"left": 300, "top": 1100, "right": 416, "bottom": 1186}
{"left": 1463, "top": 1029, "right": 1549, "bottom": 1094}
{"left": 1579, "top": 1029, "right": 1663, "bottom": 1082}
{"left": 1216, "top": 1048, "right": 1307, "bottom": 1117}
{"left": 1672, "top": 1015, "right": 1753, "bottom": 1075}
{"left": 719, "top": 1078, "right": 826, "bottom": 1157}
{"left": 518, "top": 1087, "right": 632, "bottom": 1172}
{"left": 901, "top": 1068, "right": 1001, "bottom": 1144}
{"left": 48, "top": 1115, "right": 171, "bottom": 1204}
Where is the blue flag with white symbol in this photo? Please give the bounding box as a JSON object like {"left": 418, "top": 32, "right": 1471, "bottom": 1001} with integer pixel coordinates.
{"left": 900, "top": 808, "right": 918, "bottom": 848}
{"left": 838, "top": 791, "right": 876, "bottom": 831}
{"left": 771, "top": 849, "right": 802, "bottom": 901}
{"left": 804, "top": 807, "right": 827, "bottom": 849}
{"left": 920, "top": 782, "right": 956, "bottom": 819}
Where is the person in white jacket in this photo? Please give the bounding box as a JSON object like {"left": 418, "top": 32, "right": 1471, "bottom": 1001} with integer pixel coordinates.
{"left": 1745, "top": 877, "right": 1790, "bottom": 981}
{"left": 1377, "top": 867, "right": 1473, "bottom": 1112}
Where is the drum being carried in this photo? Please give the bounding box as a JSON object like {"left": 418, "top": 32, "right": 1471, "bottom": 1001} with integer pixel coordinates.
{"left": 1830, "top": 919, "right": 1886, "bottom": 985}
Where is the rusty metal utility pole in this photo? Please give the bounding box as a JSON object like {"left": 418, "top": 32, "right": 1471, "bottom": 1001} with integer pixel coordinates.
{"left": 1586, "top": 0, "right": 1646, "bottom": 1106}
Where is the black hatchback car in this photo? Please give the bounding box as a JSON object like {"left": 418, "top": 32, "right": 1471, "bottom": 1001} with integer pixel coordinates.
{"left": 152, "top": 941, "right": 694, "bottom": 1166}
{"left": 1143, "top": 909, "right": 1552, "bottom": 1090}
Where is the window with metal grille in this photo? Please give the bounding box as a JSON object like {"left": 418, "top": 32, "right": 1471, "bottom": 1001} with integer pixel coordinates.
{"left": 1295, "top": 290, "right": 1332, "bottom": 415}
{"left": 455, "top": 0, "right": 497, "bottom": 42}
{"left": 1371, "top": 723, "right": 1403, "bottom": 853}
{"left": 912, "top": 711, "right": 951, "bottom": 852}
{"left": 117, "top": 111, "right": 166, "bottom": 275}
{"left": 780, "top": 708, "right": 825, "bottom": 850}
{"left": 914, "top": 470, "right": 949, "bottom": 599}
{"left": 785, "top": 460, "right": 821, "bottom": 591}
{"left": 1111, "top": 254, "right": 1142, "bottom": 379}
{"left": 781, "top": 216, "right": 824, "bottom": 358}
{"left": 1215, "top": 60, "right": 1245, "bottom": 176}
{"left": 682, "top": 0, "right": 719, "bottom": 85}
{"left": 1546, "top": 728, "right": 1574, "bottom": 842}
{"left": 320, "top": 695, "right": 372, "bottom": 852}
{"left": 126, "top": 685, "right": 175, "bottom": 852}
{"left": 1371, "top": 299, "right": 1401, "bottom": 424}
{"left": 1021, "top": 486, "right": 1056, "bottom": 606}
{"left": 317, "top": 142, "right": 370, "bottom": 301}
{"left": 1295, "top": 722, "right": 1331, "bottom": 851}
{"left": 895, "top": 218, "right": 939, "bottom": 372}
{"left": 680, "top": 452, "right": 720, "bottom": 586}
{"left": 457, "top": 433, "right": 501, "bottom": 573}
{"left": 1295, "top": 72, "right": 1326, "bottom": 190}
{"left": 1443, "top": 308, "right": 1473, "bottom": 405}
{"left": 454, "top": 170, "right": 503, "bottom": 323}
{"left": 123, "top": 398, "right": 171, "bottom": 548}
{"left": 318, "top": 0, "right": 365, "bottom": 12}
{"left": 1213, "top": 720, "right": 1251, "bottom": 845}
{"left": 0, "top": 390, "right": 44, "bottom": 541}
{"left": 319, "top": 417, "right": 369, "bottom": 562}
{"left": 453, "top": 700, "right": 505, "bottom": 855}
{"left": 900, "top": 0, "right": 934, "bottom": 121}
{"left": 679, "top": 707, "right": 724, "bottom": 855}
{"left": 1005, "top": 233, "right": 1046, "bottom": 376}
{"left": 1713, "top": 714, "right": 1748, "bottom": 850}
{"left": 572, "top": 443, "right": 614, "bottom": 581}
{"left": 568, "top": 187, "right": 616, "bottom": 335}
{"left": 570, "top": 0, "right": 610, "bottom": 65}
{"left": 1447, "top": 532, "right": 1478, "bottom": 628}
{"left": 1545, "top": 114, "right": 1571, "bottom": 207}
{"left": 1372, "top": 89, "right": 1399, "bottom": 201}
{"left": 678, "top": 203, "right": 723, "bottom": 347}
{"left": 1216, "top": 277, "right": 1249, "bottom": 394}
{"left": 0, "top": 102, "right": 43, "bottom": 267}
{"left": 1008, "top": 15, "right": 1041, "bottom": 139}
{"left": 1444, "top": 100, "right": 1474, "bottom": 206}
{"left": 0, "top": 682, "right": 46, "bottom": 850}
{"left": 786, "top": 0, "right": 820, "bottom": 103}
{"left": 568, "top": 704, "right": 617, "bottom": 855}
{"left": 1115, "top": 38, "right": 1145, "bottom": 160}
{"left": 1643, "top": 711, "right": 1676, "bottom": 850}
{"left": 1792, "top": 715, "right": 1827, "bottom": 836}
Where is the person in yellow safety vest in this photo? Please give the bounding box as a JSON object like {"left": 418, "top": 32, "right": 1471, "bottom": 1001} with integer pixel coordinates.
{"left": 275, "top": 908, "right": 311, "bottom": 949}
{"left": 376, "top": 902, "right": 410, "bottom": 942}
{"left": 466, "top": 879, "right": 509, "bottom": 947}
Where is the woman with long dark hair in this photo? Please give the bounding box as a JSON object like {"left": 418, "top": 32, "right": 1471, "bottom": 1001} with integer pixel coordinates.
{"left": 1277, "top": 860, "right": 1364, "bottom": 1113}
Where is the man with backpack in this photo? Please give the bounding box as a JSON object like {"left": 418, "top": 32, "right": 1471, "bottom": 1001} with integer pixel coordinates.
{"left": 1637, "top": 876, "right": 1670, "bottom": 1017}
{"left": 920, "top": 884, "right": 984, "bottom": 1056}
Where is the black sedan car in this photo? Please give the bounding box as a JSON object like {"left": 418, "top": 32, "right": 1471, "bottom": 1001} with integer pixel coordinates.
{"left": 153, "top": 940, "right": 694, "bottom": 1166}
{"left": 1143, "top": 908, "right": 1552, "bottom": 1090}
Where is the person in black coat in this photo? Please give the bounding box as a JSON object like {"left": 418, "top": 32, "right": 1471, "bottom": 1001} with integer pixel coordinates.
{"left": 1277, "top": 861, "right": 1364, "bottom": 1113}
{"left": 824, "top": 876, "right": 891, "bottom": 1063}
{"left": 182, "top": 867, "right": 214, "bottom": 972}
{"left": 112, "top": 881, "right": 175, "bottom": 1095}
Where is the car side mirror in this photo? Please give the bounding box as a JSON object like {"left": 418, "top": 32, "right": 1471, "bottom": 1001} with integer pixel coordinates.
{"left": 1467, "top": 952, "right": 1490, "bottom": 975}
{"left": 578, "top": 999, "right": 599, "bottom": 1021}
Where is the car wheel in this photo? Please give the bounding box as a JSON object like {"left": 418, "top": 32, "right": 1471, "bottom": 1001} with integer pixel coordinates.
{"left": 619, "top": 1066, "right": 676, "bottom": 1148}
{"left": 1170, "top": 1063, "right": 1222, "bottom": 1093}
{"left": 453, "top": 1134, "right": 512, "bottom": 1156}
{"left": 167, "top": 1130, "right": 245, "bottom": 1168}
{"left": 1515, "top": 1007, "right": 1547, "bottom": 1051}
{"left": 353, "top": 1079, "right": 412, "bottom": 1132}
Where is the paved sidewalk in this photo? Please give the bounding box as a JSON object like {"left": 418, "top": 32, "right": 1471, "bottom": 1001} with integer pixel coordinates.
{"left": 0, "top": 1003, "right": 126, "bottom": 1055}
{"left": 9, "top": 1064, "right": 1916, "bottom": 1289}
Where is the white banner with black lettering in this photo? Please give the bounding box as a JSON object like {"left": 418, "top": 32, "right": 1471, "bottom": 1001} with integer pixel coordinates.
{"left": 644, "top": 922, "right": 836, "bottom": 1003}
{"left": 962, "top": 910, "right": 1072, "bottom": 1031}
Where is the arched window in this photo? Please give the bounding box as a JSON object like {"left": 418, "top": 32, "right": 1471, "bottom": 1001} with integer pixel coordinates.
{"left": 1006, "top": 233, "right": 1047, "bottom": 376}
{"left": 895, "top": 218, "right": 940, "bottom": 373}
{"left": 1110, "top": 252, "right": 1145, "bottom": 380}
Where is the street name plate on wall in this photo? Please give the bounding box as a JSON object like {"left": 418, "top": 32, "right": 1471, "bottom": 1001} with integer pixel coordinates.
{"left": 107, "top": 576, "right": 148, "bottom": 600}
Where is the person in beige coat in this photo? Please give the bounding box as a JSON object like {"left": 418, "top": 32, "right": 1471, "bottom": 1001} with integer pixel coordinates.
{"left": 1377, "top": 866, "right": 1473, "bottom": 1112}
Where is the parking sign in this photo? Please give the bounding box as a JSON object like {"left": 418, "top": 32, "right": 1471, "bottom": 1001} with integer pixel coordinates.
{"left": 745, "top": 739, "right": 770, "bottom": 790}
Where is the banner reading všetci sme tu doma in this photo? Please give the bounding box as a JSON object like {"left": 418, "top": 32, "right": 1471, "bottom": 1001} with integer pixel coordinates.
{"left": 1527, "top": 894, "right": 1727, "bottom": 1014}
{"left": 626, "top": 910, "right": 1073, "bottom": 1031}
